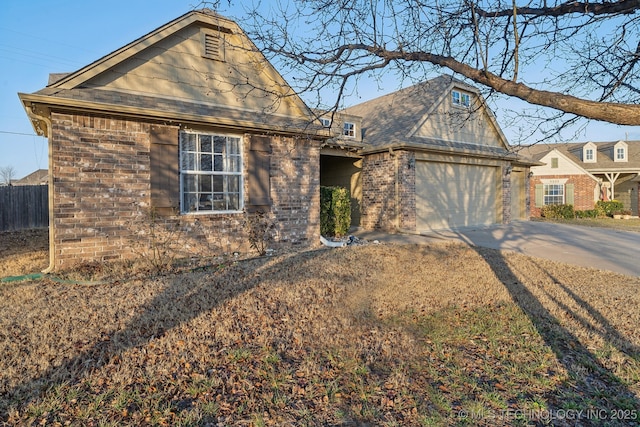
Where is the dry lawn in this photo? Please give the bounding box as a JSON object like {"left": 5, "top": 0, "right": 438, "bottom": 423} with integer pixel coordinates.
{"left": 1, "top": 230, "right": 639, "bottom": 426}
{"left": 0, "top": 228, "right": 48, "bottom": 277}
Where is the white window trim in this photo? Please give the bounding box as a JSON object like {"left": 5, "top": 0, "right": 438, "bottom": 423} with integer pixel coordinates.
{"left": 343, "top": 122, "right": 355, "bottom": 138}
{"left": 584, "top": 148, "right": 595, "bottom": 162}
{"left": 179, "top": 131, "right": 243, "bottom": 214}
{"left": 582, "top": 142, "right": 597, "bottom": 163}
{"left": 452, "top": 89, "right": 471, "bottom": 108}
{"left": 320, "top": 117, "right": 331, "bottom": 128}
{"left": 543, "top": 183, "right": 565, "bottom": 206}
{"left": 614, "top": 141, "right": 628, "bottom": 162}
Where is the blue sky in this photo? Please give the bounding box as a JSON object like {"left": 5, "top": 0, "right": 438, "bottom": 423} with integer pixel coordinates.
{"left": 1, "top": 0, "right": 639, "bottom": 179}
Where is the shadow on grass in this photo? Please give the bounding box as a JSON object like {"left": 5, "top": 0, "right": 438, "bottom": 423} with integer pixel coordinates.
{"left": 473, "top": 246, "right": 640, "bottom": 424}
{"left": 1, "top": 248, "right": 340, "bottom": 423}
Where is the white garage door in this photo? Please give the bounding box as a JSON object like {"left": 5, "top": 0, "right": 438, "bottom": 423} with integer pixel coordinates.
{"left": 416, "top": 161, "right": 498, "bottom": 230}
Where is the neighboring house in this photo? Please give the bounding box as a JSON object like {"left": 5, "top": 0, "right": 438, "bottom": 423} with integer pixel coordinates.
{"left": 320, "top": 75, "right": 535, "bottom": 232}
{"left": 519, "top": 141, "right": 640, "bottom": 216}
{"left": 12, "top": 169, "right": 49, "bottom": 186}
{"left": 19, "top": 10, "right": 325, "bottom": 271}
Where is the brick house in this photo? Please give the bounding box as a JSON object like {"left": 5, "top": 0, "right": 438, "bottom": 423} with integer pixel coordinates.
{"left": 19, "top": 11, "right": 536, "bottom": 272}
{"left": 519, "top": 142, "right": 640, "bottom": 216}
{"left": 19, "top": 10, "right": 325, "bottom": 271}
{"left": 320, "top": 75, "right": 535, "bottom": 232}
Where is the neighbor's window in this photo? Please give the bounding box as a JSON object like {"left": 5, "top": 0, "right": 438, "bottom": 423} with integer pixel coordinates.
{"left": 452, "top": 90, "right": 471, "bottom": 107}
{"left": 320, "top": 117, "right": 331, "bottom": 128}
{"left": 180, "top": 132, "right": 242, "bottom": 213}
{"left": 585, "top": 148, "right": 594, "bottom": 161}
{"left": 550, "top": 157, "right": 559, "bottom": 168}
{"left": 616, "top": 147, "right": 626, "bottom": 161}
{"left": 343, "top": 122, "right": 355, "bottom": 137}
{"left": 543, "top": 184, "right": 564, "bottom": 205}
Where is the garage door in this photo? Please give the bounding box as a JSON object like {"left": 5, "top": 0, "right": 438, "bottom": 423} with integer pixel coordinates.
{"left": 416, "top": 161, "right": 498, "bottom": 230}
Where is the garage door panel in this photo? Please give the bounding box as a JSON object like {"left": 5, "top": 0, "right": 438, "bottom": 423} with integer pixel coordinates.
{"left": 416, "top": 161, "right": 497, "bottom": 230}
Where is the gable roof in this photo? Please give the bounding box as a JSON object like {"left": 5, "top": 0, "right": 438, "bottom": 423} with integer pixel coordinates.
{"left": 518, "top": 141, "right": 640, "bottom": 172}
{"left": 19, "top": 10, "right": 323, "bottom": 138}
{"left": 341, "top": 75, "right": 515, "bottom": 159}
{"left": 12, "top": 169, "right": 48, "bottom": 186}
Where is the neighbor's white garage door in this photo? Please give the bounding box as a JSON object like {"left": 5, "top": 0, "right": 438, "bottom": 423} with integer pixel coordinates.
{"left": 415, "top": 161, "right": 498, "bottom": 230}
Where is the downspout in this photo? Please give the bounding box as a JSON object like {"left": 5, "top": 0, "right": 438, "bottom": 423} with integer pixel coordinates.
{"left": 26, "top": 104, "right": 55, "bottom": 273}
{"left": 389, "top": 147, "right": 400, "bottom": 230}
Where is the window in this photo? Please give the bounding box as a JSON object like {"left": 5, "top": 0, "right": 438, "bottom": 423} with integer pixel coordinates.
{"left": 452, "top": 90, "right": 471, "bottom": 107}
{"left": 550, "top": 157, "right": 559, "bottom": 168}
{"left": 614, "top": 141, "right": 628, "bottom": 162}
{"left": 583, "top": 143, "right": 597, "bottom": 162}
{"left": 320, "top": 117, "right": 331, "bottom": 128}
{"left": 180, "top": 132, "right": 242, "bottom": 213}
{"left": 543, "top": 184, "right": 564, "bottom": 205}
{"left": 343, "top": 122, "right": 355, "bottom": 137}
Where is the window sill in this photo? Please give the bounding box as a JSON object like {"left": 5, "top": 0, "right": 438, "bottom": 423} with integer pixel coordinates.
{"left": 181, "top": 210, "right": 244, "bottom": 216}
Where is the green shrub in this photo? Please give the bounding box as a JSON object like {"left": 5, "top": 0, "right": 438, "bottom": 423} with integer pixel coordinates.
{"left": 320, "top": 186, "right": 351, "bottom": 237}
{"left": 596, "top": 200, "right": 624, "bottom": 217}
{"left": 540, "top": 204, "right": 575, "bottom": 219}
{"left": 575, "top": 209, "right": 598, "bottom": 219}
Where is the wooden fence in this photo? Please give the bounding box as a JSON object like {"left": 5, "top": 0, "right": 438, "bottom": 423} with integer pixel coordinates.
{"left": 0, "top": 185, "right": 49, "bottom": 232}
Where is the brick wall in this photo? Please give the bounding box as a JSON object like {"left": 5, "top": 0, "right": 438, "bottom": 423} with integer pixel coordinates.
{"left": 49, "top": 112, "right": 320, "bottom": 270}
{"left": 360, "top": 151, "right": 415, "bottom": 231}
{"left": 529, "top": 174, "right": 598, "bottom": 217}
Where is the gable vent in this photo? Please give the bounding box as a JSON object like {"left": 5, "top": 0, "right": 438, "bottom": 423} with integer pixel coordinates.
{"left": 202, "top": 31, "right": 224, "bottom": 61}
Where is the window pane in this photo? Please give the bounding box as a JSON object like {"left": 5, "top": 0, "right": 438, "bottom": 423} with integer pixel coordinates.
{"left": 181, "top": 152, "right": 196, "bottom": 171}
{"left": 227, "top": 194, "right": 239, "bottom": 211}
{"left": 228, "top": 137, "right": 240, "bottom": 154}
{"left": 181, "top": 133, "right": 196, "bottom": 152}
{"left": 214, "top": 136, "right": 225, "bottom": 154}
{"left": 199, "top": 175, "right": 212, "bottom": 193}
{"left": 214, "top": 154, "right": 223, "bottom": 171}
{"left": 227, "top": 176, "right": 240, "bottom": 193}
{"left": 183, "top": 193, "right": 197, "bottom": 212}
{"left": 200, "top": 135, "right": 212, "bottom": 153}
{"left": 213, "top": 175, "right": 224, "bottom": 192}
{"left": 183, "top": 174, "right": 197, "bottom": 192}
{"left": 201, "top": 153, "right": 213, "bottom": 171}
{"left": 228, "top": 156, "right": 241, "bottom": 173}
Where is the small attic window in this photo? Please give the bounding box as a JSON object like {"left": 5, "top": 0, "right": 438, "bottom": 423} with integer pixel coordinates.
{"left": 584, "top": 148, "right": 596, "bottom": 162}
{"left": 343, "top": 122, "right": 355, "bottom": 137}
{"left": 452, "top": 89, "right": 471, "bottom": 107}
{"left": 583, "top": 142, "right": 597, "bottom": 163}
{"left": 614, "top": 141, "right": 628, "bottom": 162}
{"left": 320, "top": 118, "right": 331, "bottom": 128}
{"left": 202, "top": 31, "right": 224, "bottom": 61}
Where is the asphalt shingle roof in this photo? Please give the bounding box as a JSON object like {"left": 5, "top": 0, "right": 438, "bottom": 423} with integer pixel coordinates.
{"left": 341, "top": 75, "right": 513, "bottom": 158}
{"left": 517, "top": 141, "right": 640, "bottom": 171}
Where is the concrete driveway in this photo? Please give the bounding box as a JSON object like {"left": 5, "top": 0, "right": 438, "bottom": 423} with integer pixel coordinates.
{"left": 356, "top": 221, "right": 640, "bottom": 277}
